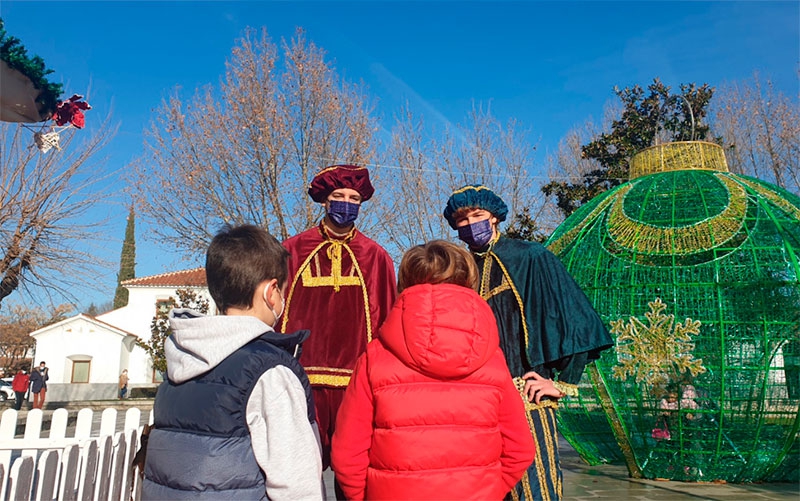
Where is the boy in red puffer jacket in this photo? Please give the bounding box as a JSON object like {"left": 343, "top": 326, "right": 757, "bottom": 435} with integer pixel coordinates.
{"left": 332, "top": 240, "right": 535, "bottom": 500}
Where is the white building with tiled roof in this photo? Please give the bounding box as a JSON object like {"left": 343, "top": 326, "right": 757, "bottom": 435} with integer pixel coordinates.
{"left": 30, "top": 268, "right": 213, "bottom": 402}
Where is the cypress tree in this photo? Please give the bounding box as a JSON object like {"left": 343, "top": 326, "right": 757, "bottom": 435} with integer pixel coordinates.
{"left": 113, "top": 206, "right": 136, "bottom": 309}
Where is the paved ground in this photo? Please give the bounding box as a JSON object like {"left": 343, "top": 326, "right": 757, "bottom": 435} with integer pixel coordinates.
{"left": 556, "top": 437, "right": 798, "bottom": 500}
{"left": 323, "top": 435, "right": 799, "bottom": 500}
{"left": 22, "top": 401, "right": 798, "bottom": 500}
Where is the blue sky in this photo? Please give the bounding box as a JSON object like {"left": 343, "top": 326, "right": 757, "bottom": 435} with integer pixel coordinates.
{"left": 1, "top": 1, "right": 798, "bottom": 310}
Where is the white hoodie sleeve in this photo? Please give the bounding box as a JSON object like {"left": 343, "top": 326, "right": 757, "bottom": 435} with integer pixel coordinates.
{"left": 246, "top": 365, "right": 324, "bottom": 501}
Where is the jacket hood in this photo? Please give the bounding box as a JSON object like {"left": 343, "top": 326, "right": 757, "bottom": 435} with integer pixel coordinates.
{"left": 164, "top": 308, "right": 309, "bottom": 383}
{"left": 379, "top": 284, "right": 499, "bottom": 379}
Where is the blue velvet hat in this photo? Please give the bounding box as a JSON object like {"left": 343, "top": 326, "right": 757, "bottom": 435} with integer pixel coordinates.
{"left": 443, "top": 185, "right": 508, "bottom": 229}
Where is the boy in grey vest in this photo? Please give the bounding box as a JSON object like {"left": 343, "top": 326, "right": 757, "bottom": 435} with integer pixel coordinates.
{"left": 143, "top": 224, "right": 323, "bottom": 500}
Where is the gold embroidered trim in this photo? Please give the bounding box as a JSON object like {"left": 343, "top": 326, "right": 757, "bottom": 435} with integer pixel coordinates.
{"left": 313, "top": 165, "right": 369, "bottom": 178}
{"left": 513, "top": 377, "right": 560, "bottom": 412}
{"left": 305, "top": 367, "right": 353, "bottom": 375}
{"left": 485, "top": 254, "right": 529, "bottom": 350}
{"left": 523, "top": 471, "right": 536, "bottom": 501}
{"left": 308, "top": 374, "right": 351, "bottom": 387}
{"left": 524, "top": 399, "right": 559, "bottom": 412}
{"left": 518, "top": 381, "right": 546, "bottom": 501}
{"left": 450, "top": 184, "right": 494, "bottom": 195}
{"left": 282, "top": 241, "right": 329, "bottom": 332}
{"left": 299, "top": 226, "right": 362, "bottom": 291}
{"left": 282, "top": 232, "right": 374, "bottom": 342}
{"left": 346, "top": 243, "right": 374, "bottom": 342}
{"left": 300, "top": 264, "right": 361, "bottom": 288}
{"left": 319, "top": 223, "right": 357, "bottom": 243}
{"left": 553, "top": 381, "right": 579, "bottom": 397}
{"left": 479, "top": 254, "right": 493, "bottom": 297}
{"left": 537, "top": 406, "right": 560, "bottom": 499}
{"left": 485, "top": 279, "right": 510, "bottom": 299}
{"left": 512, "top": 376, "right": 560, "bottom": 500}
{"left": 531, "top": 450, "right": 546, "bottom": 501}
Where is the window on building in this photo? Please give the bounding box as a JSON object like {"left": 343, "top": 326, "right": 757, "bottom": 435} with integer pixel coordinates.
{"left": 156, "top": 299, "right": 172, "bottom": 315}
{"left": 72, "top": 360, "right": 91, "bottom": 383}
{"left": 152, "top": 368, "right": 164, "bottom": 383}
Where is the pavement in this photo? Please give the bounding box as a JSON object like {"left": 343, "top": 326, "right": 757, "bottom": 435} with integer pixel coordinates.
{"left": 556, "top": 436, "right": 798, "bottom": 500}
{"left": 323, "top": 435, "right": 799, "bottom": 500}
{"left": 17, "top": 401, "right": 799, "bottom": 500}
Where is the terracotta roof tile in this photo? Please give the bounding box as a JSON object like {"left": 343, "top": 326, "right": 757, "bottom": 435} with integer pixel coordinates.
{"left": 121, "top": 267, "right": 207, "bottom": 287}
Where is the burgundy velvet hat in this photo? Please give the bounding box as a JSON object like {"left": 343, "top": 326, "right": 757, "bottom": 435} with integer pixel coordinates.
{"left": 308, "top": 165, "right": 374, "bottom": 203}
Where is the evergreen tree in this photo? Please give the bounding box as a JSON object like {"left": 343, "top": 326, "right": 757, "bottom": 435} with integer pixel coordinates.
{"left": 503, "top": 208, "right": 549, "bottom": 243}
{"left": 138, "top": 289, "right": 210, "bottom": 374}
{"left": 543, "top": 78, "right": 715, "bottom": 219}
{"left": 113, "top": 206, "right": 136, "bottom": 309}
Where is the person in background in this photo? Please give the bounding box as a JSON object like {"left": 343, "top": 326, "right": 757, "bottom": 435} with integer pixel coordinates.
{"left": 679, "top": 383, "right": 701, "bottom": 420}
{"left": 659, "top": 387, "right": 679, "bottom": 418}
{"left": 119, "top": 369, "right": 129, "bottom": 399}
{"left": 443, "top": 185, "right": 613, "bottom": 501}
{"left": 282, "top": 164, "right": 397, "bottom": 487}
{"left": 142, "top": 224, "right": 323, "bottom": 499}
{"left": 11, "top": 368, "right": 29, "bottom": 411}
{"left": 657, "top": 381, "right": 703, "bottom": 479}
{"left": 332, "top": 240, "right": 535, "bottom": 500}
{"left": 29, "top": 361, "right": 49, "bottom": 410}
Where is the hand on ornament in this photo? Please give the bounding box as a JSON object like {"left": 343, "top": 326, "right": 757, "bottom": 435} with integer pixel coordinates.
{"left": 521, "top": 371, "right": 564, "bottom": 404}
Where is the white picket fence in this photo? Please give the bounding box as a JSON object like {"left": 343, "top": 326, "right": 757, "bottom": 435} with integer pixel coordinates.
{"left": 0, "top": 407, "right": 153, "bottom": 501}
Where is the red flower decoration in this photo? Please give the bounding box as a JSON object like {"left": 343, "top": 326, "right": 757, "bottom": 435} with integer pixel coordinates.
{"left": 52, "top": 94, "right": 92, "bottom": 128}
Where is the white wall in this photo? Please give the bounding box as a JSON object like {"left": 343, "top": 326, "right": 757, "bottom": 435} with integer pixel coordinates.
{"left": 32, "top": 317, "right": 129, "bottom": 384}
{"left": 97, "top": 285, "right": 214, "bottom": 384}
{"left": 30, "top": 283, "right": 215, "bottom": 400}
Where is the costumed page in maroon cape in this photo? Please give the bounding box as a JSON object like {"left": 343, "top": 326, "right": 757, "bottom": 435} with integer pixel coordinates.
{"left": 282, "top": 225, "right": 396, "bottom": 387}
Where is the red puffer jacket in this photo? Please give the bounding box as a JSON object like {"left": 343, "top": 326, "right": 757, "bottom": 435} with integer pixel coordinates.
{"left": 332, "top": 283, "right": 535, "bottom": 500}
{"left": 11, "top": 371, "right": 29, "bottom": 392}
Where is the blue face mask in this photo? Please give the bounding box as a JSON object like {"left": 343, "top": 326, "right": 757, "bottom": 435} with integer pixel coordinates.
{"left": 457, "top": 218, "right": 494, "bottom": 249}
{"left": 327, "top": 200, "right": 360, "bottom": 226}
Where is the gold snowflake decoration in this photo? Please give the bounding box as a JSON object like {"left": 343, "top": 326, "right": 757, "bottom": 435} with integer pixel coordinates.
{"left": 611, "top": 298, "right": 706, "bottom": 387}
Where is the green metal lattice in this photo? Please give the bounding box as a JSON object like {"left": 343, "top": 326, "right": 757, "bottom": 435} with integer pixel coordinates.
{"left": 547, "top": 142, "right": 800, "bottom": 483}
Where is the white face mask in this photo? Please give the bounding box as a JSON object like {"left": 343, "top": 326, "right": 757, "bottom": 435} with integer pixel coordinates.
{"left": 263, "top": 282, "right": 285, "bottom": 328}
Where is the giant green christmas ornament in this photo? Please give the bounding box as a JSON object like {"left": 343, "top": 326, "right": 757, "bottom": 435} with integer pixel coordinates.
{"left": 547, "top": 141, "right": 799, "bottom": 483}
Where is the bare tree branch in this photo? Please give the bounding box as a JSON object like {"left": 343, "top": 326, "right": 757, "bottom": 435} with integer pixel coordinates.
{"left": 712, "top": 72, "right": 800, "bottom": 194}
{"left": 0, "top": 303, "right": 72, "bottom": 371}
{"left": 130, "top": 27, "right": 379, "bottom": 255}
{"left": 0, "top": 118, "right": 116, "bottom": 308}
{"left": 374, "top": 103, "right": 539, "bottom": 260}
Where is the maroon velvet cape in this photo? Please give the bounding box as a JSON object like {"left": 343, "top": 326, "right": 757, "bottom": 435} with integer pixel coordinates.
{"left": 282, "top": 224, "right": 397, "bottom": 388}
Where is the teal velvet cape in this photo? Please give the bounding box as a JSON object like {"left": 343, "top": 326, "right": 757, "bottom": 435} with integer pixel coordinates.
{"left": 475, "top": 237, "right": 613, "bottom": 383}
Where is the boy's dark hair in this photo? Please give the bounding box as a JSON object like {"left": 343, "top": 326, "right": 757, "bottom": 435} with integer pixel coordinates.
{"left": 206, "top": 224, "right": 289, "bottom": 313}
